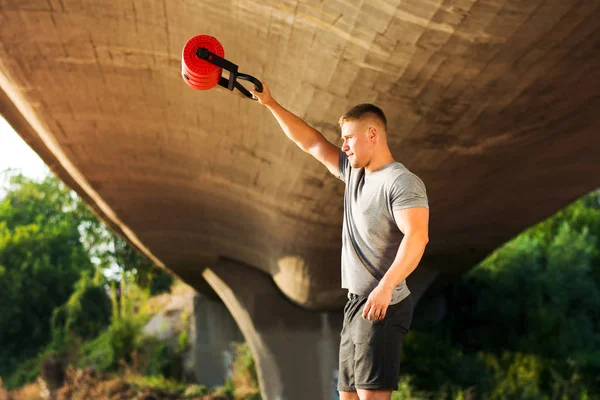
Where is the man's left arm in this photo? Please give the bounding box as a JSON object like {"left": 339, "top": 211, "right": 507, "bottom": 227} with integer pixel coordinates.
{"left": 362, "top": 207, "right": 429, "bottom": 321}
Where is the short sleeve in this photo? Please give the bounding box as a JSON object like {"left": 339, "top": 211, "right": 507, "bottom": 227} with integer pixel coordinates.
{"left": 338, "top": 150, "right": 349, "bottom": 182}
{"left": 390, "top": 172, "right": 429, "bottom": 211}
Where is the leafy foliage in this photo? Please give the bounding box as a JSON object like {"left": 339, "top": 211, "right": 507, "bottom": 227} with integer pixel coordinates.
{"left": 51, "top": 271, "right": 112, "bottom": 343}
{"left": 0, "top": 172, "right": 172, "bottom": 388}
{"left": 404, "top": 188, "right": 600, "bottom": 399}
{"left": 77, "top": 280, "right": 151, "bottom": 372}
{"left": 0, "top": 174, "right": 95, "bottom": 378}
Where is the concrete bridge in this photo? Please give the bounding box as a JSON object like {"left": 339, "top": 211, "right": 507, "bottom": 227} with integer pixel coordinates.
{"left": 1, "top": 1, "right": 599, "bottom": 398}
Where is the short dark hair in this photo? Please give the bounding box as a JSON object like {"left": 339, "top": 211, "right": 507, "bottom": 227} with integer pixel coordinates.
{"left": 338, "top": 103, "right": 387, "bottom": 131}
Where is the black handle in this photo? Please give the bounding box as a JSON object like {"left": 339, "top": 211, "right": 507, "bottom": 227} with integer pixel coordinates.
{"left": 235, "top": 73, "right": 263, "bottom": 100}
{"left": 196, "top": 47, "right": 263, "bottom": 100}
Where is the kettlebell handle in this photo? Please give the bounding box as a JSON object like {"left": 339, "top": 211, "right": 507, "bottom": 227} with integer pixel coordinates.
{"left": 196, "top": 47, "right": 263, "bottom": 100}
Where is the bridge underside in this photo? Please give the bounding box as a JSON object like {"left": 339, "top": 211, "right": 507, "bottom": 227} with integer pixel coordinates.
{"left": 2, "top": 0, "right": 599, "bottom": 310}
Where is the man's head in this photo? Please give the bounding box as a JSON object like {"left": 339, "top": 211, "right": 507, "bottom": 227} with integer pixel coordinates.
{"left": 338, "top": 104, "right": 388, "bottom": 169}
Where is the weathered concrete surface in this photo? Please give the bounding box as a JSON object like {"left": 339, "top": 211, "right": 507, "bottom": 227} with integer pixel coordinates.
{"left": 1, "top": 1, "right": 600, "bottom": 310}
{"left": 191, "top": 292, "right": 244, "bottom": 386}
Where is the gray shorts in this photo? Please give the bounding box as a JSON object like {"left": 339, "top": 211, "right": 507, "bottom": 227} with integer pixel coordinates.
{"left": 337, "top": 292, "right": 413, "bottom": 392}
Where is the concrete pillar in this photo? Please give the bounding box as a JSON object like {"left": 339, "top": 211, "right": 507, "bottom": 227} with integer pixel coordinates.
{"left": 190, "top": 293, "right": 244, "bottom": 386}
{"left": 202, "top": 259, "right": 343, "bottom": 400}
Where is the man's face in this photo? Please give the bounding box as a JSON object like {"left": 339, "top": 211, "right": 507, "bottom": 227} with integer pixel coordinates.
{"left": 341, "top": 119, "right": 374, "bottom": 168}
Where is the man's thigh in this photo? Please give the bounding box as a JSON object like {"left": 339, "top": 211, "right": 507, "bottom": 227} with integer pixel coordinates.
{"left": 357, "top": 388, "right": 393, "bottom": 400}
{"left": 340, "top": 389, "right": 392, "bottom": 400}
{"left": 340, "top": 391, "right": 359, "bottom": 400}
{"left": 353, "top": 296, "right": 413, "bottom": 390}
{"left": 339, "top": 294, "right": 413, "bottom": 392}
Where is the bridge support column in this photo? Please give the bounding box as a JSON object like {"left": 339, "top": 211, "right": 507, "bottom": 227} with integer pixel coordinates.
{"left": 202, "top": 259, "right": 343, "bottom": 400}
{"left": 190, "top": 293, "right": 244, "bottom": 386}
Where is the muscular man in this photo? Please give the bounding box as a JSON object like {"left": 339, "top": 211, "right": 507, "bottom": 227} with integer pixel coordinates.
{"left": 252, "top": 83, "right": 429, "bottom": 400}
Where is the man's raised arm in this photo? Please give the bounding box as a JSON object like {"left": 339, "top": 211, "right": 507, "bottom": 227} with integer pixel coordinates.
{"left": 252, "top": 82, "right": 340, "bottom": 176}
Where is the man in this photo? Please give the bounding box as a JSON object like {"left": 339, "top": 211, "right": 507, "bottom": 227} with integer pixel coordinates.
{"left": 252, "top": 83, "right": 429, "bottom": 400}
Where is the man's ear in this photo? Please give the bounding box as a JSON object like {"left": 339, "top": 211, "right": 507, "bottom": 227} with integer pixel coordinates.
{"left": 369, "top": 126, "right": 376, "bottom": 140}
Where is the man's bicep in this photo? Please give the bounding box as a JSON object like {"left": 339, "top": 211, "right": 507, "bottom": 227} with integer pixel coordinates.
{"left": 393, "top": 207, "right": 429, "bottom": 237}
{"left": 307, "top": 136, "right": 341, "bottom": 177}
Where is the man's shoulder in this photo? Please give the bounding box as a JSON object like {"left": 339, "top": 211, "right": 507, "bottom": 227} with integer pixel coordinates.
{"left": 383, "top": 162, "right": 412, "bottom": 180}
{"left": 385, "top": 163, "right": 426, "bottom": 189}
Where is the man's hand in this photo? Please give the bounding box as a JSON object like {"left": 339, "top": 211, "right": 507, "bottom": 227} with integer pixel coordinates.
{"left": 251, "top": 81, "right": 275, "bottom": 106}
{"left": 362, "top": 283, "right": 394, "bottom": 321}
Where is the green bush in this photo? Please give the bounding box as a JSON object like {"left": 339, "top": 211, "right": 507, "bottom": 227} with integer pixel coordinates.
{"left": 75, "top": 278, "right": 180, "bottom": 379}
{"left": 403, "top": 189, "right": 600, "bottom": 399}
{"left": 392, "top": 376, "right": 430, "bottom": 400}
{"left": 3, "top": 356, "right": 42, "bottom": 389}
{"left": 51, "top": 271, "right": 112, "bottom": 346}
{"left": 224, "top": 342, "right": 261, "bottom": 400}
{"left": 0, "top": 174, "right": 177, "bottom": 390}
{"left": 0, "top": 174, "right": 96, "bottom": 386}
{"left": 402, "top": 325, "right": 492, "bottom": 393}
{"left": 77, "top": 279, "right": 150, "bottom": 371}
{"left": 446, "top": 221, "right": 600, "bottom": 377}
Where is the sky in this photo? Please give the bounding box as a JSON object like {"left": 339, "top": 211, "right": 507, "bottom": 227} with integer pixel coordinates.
{"left": 0, "top": 116, "right": 49, "bottom": 182}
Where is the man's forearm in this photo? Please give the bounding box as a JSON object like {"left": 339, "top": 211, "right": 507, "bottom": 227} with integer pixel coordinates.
{"left": 379, "top": 234, "right": 428, "bottom": 291}
{"left": 265, "top": 100, "right": 323, "bottom": 152}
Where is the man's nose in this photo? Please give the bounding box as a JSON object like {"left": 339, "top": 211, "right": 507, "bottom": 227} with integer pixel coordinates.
{"left": 341, "top": 141, "right": 349, "bottom": 151}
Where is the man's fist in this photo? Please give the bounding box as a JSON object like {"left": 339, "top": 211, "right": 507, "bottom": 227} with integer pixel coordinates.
{"left": 251, "top": 81, "right": 274, "bottom": 106}
{"left": 362, "top": 284, "right": 393, "bottom": 321}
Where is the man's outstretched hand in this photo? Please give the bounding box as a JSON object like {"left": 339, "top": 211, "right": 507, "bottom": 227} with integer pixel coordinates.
{"left": 251, "top": 81, "right": 275, "bottom": 106}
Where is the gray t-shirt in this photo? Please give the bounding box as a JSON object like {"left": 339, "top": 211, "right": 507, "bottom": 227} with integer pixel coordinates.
{"left": 337, "top": 150, "right": 429, "bottom": 305}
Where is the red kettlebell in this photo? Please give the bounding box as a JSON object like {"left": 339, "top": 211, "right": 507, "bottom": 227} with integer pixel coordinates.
{"left": 181, "top": 35, "right": 263, "bottom": 100}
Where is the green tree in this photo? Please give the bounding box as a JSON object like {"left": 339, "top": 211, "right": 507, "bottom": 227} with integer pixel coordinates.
{"left": 0, "top": 171, "right": 173, "bottom": 387}
{"left": 51, "top": 270, "right": 112, "bottom": 344}
{"left": 448, "top": 191, "right": 600, "bottom": 361}
{"left": 109, "top": 234, "right": 173, "bottom": 295}
{"left": 0, "top": 174, "right": 95, "bottom": 377}
{"left": 77, "top": 203, "right": 173, "bottom": 295}
{"left": 412, "top": 189, "right": 600, "bottom": 397}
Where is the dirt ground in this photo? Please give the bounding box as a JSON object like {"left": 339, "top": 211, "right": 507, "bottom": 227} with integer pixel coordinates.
{"left": 1, "top": 367, "right": 229, "bottom": 400}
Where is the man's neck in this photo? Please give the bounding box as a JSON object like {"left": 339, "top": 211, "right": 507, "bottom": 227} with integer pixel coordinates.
{"left": 365, "top": 151, "right": 395, "bottom": 174}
